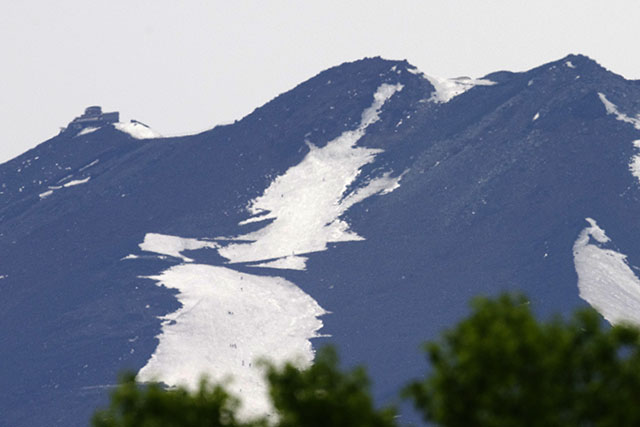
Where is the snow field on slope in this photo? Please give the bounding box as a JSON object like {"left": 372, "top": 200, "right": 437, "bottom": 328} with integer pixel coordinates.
{"left": 407, "top": 66, "right": 495, "bottom": 103}
{"left": 573, "top": 218, "right": 640, "bottom": 325}
{"left": 137, "top": 264, "right": 325, "bottom": 418}
{"left": 218, "top": 83, "right": 405, "bottom": 265}
{"left": 133, "top": 83, "right": 407, "bottom": 419}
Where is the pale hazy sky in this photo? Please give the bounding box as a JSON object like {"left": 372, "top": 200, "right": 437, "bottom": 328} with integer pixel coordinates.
{"left": 1, "top": 1, "right": 639, "bottom": 163}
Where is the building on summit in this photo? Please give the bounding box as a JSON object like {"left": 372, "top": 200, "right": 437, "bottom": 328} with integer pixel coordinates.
{"left": 64, "top": 106, "right": 119, "bottom": 133}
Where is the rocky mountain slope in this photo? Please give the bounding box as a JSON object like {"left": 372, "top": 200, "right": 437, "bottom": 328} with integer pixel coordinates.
{"left": 2, "top": 54, "right": 640, "bottom": 426}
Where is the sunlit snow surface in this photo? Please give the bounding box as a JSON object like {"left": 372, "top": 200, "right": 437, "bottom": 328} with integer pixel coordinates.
{"left": 139, "top": 233, "right": 219, "bottom": 262}
{"left": 39, "top": 176, "right": 91, "bottom": 199}
{"left": 407, "top": 67, "right": 495, "bottom": 103}
{"left": 219, "top": 83, "right": 404, "bottom": 264}
{"left": 573, "top": 218, "right": 640, "bottom": 325}
{"left": 38, "top": 190, "right": 54, "bottom": 199}
{"left": 79, "top": 159, "right": 99, "bottom": 172}
{"left": 598, "top": 93, "right": 640, "bottom": 130}
{"left": 115, "top": 121, "right": 161, "bottom": 139}
{"left": 632, "top": 140, "right": 640, "bottom": 184}
{"left": 63, "top": 176, "right": 90, "bottom": 187}
{"left": 249, "top": 256, "right": 309, "bottom": 271}
{"left": 598, "top": 94, "right": 640, "bottom": 184}
{"left": 137, "top": 265, "right": 325, "bottom": 418}
{"left": 132, "top": 83, "right": 407, "bottom": 418}
{"left": 76, "top": 127, "right": 100, "bottom": 136}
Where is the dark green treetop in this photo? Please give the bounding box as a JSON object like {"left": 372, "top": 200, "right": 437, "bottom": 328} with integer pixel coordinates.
{"left": 262, "top": 346, "right": 397, "bottom": 427}
{"left": 404, "top": 293, "right": 640, "bottom": 426}
{"left": 93, "top": 293, "right": 640, "bottom": 426}
{"left": 92, "top": 347, "right": 395, "bottom": 427}
{"left": 92, "top": 373, "right": 259, "bottom": 427}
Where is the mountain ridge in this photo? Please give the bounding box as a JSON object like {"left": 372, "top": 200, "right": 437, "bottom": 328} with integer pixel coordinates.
{"left": 2, "top": 53, "right": 640, "bottom": 426}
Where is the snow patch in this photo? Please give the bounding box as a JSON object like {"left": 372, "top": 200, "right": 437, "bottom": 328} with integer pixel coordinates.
{"left": 361, "top": 83, "right": 403, "bottom": 126}
{"left": 38, "top": 177, "right": 90, "bottom": 199}
{"left": 137, "top": 264, "right": 325, "bottom": 418}
{"left": 63, "top": 176, "right": 90, "bottom": 187}
{"left": 139, "top": 233, "right": 219, "bottom": 262}
{"left": 598, "top": 96, "right": 640, "bottom": 184}
{"left": 424, "top": 75, "right": 495, "bottom": 103}
{"left": 239, "top": 212, "right": 272, "bottom": 226}
{"left": 115, "top": 121, "right": 161, "bottom": 139}
{"left": 583, "top": 217, "right": 609, "bottom": 243}
{"left": 133, "top": 83, "right": 406, "bottom": 419}
{"left": 76, "top": 127, "right": 100, "bottom": 136}
{"left": 219, "top": 83, "right": 405, "bottom": 265}
{"left": 598, "top": 93, "right": 640, "bottom": 130}
{"left": 57, "top": 174, "right": 73, "bottom": 184}
{"left": 39, "top": 190, "right": 54, "bottom": 199}
{"left": 249, "top": 256, "right": 308, "bottom": 271}
{"left": 79, "top": 159, "right": 99, "bottom": 172}
{"left": 630, "top": 140, "right": 640, "bottom": 184}
{"left": 408, "top": 67, "right": 495, "bottom": 103}
{"left": 573, "top": 217, "right": 640, "bottom": 325}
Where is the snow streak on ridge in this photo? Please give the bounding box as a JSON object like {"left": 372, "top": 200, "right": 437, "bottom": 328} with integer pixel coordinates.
{"left": 598, "top": 93, "right": 640, "bottom": 130}
{"left": 38, "top": 176, "right": 91, "bottom": 199}
{"left": 597, "top": 94, "right": 640, "bottom": 184}
{"left": 573, "top": 218, "right": 640, "bottom": 325}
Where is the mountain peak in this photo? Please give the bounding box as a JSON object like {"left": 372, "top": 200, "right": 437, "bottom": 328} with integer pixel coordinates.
{"left": 534, "top": 53, "right": 626, "bottom": 82}
{"left": 4, "top": 54, "right": 640, "bottom": 427}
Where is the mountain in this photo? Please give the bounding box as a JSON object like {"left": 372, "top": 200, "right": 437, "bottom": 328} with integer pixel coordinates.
{"left": 2, "top": 54, "right": 640, "bottom": 426}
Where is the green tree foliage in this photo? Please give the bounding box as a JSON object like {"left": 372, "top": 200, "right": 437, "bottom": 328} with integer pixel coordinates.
{"left": 93, "top": 293, "right": 640, "bottom": 426}
{"left": 404, "top": 293, "right": 640, "bottom": 426}
{"left": 262, "top": 346, "right": 397, "bottom": 427}
{"left": 91, "top": 373, "right": 260, "bottom": 427}
{"left": 92, "top": 347, "right": 395, "bottom": 427}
